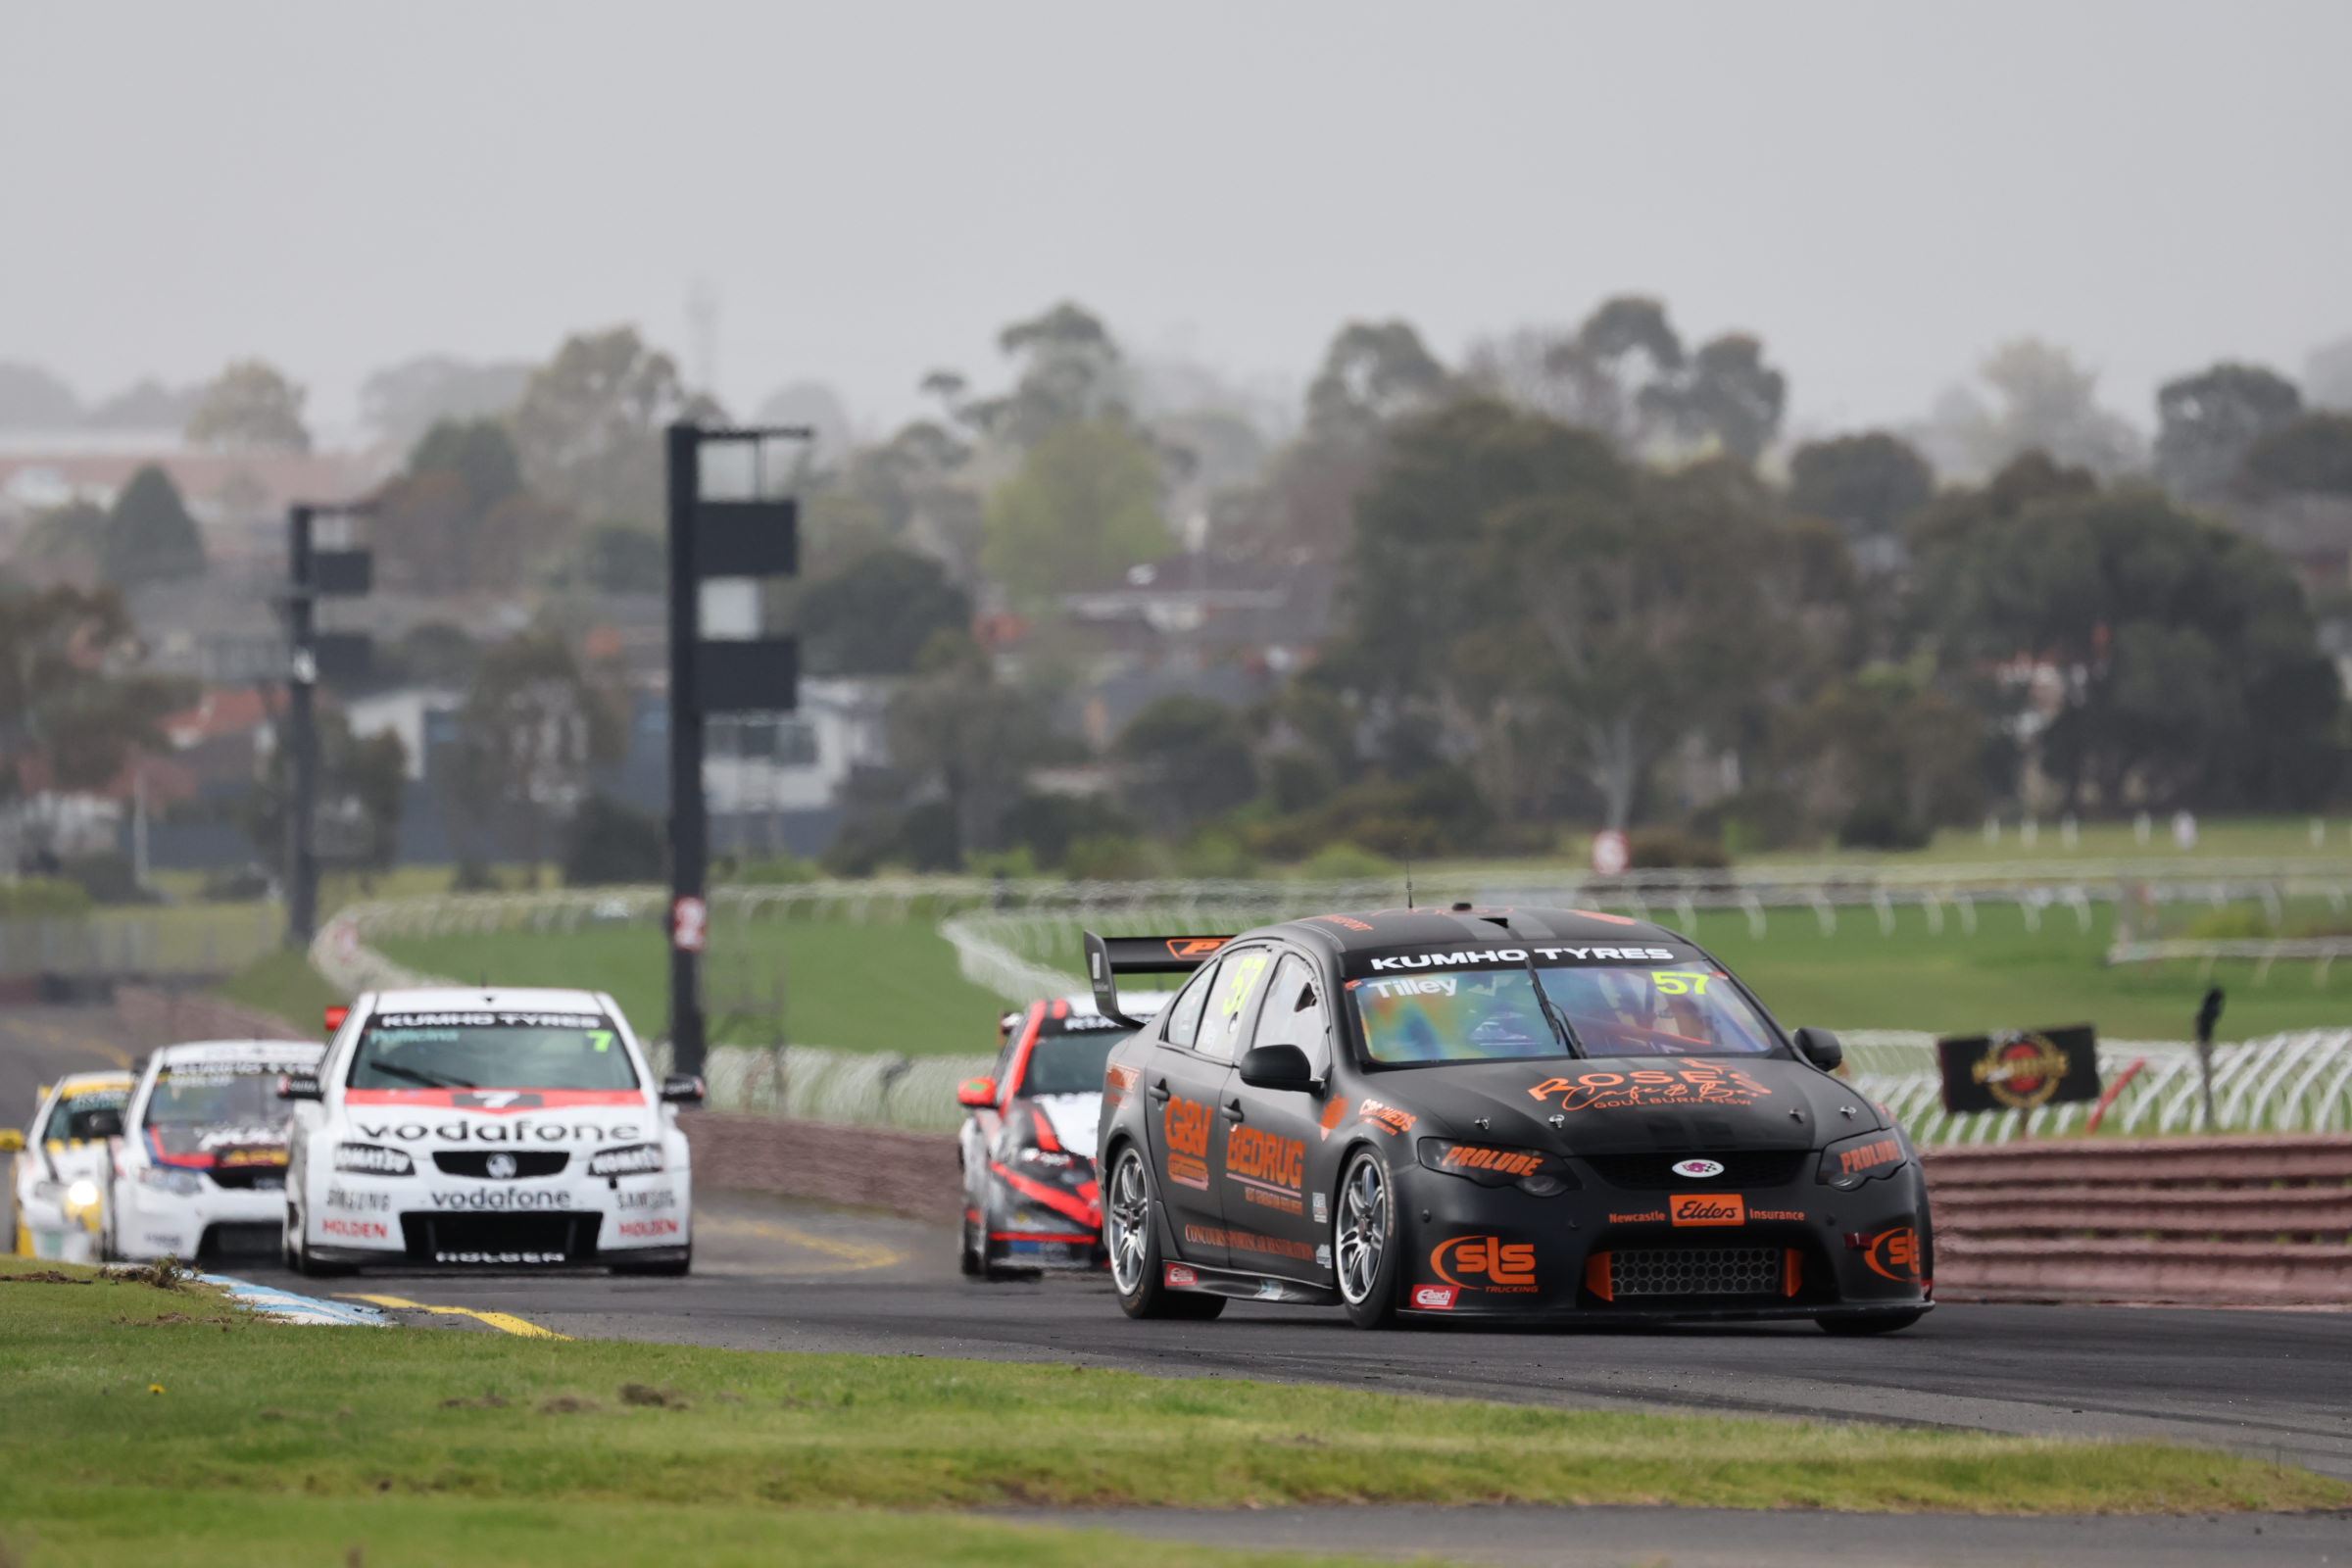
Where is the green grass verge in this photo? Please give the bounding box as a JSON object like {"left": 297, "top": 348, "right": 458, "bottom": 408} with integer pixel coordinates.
{"left": 1684, "top": 898, "right": 2352, "bottom": 1042}
{"left": 210, "top": 949, "right": 343, "bottom": 1033}
{"left": 373, "top": 918, "right": 1006, "bottom": 1055}
{"left": 2, "top": 1254, "right": 2339, "bottom": 1563}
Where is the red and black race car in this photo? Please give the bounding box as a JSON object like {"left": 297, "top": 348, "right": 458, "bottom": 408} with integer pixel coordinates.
{"left": 955, "top": 993, "right": 1162, "bottom": 1278}
{"left": 1089, "top": 906, "right": 1933, "bottom": 1332}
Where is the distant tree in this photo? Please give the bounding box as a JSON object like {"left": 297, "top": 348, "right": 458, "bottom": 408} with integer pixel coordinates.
{"left": 2154, "top": 362, "right": 2303, "bottom": 500}
{"left": 247, "top": 711, "right": 409, "bottom": 879}
{"left": 1917, "top": 480, "right": 2340, "bottom": 809}
{"left": 0, "top": 362, "right": 81, "bottom": 428}
{"left": 958, "top": 302, "right": 1131, "bottom": 448}
{"left": 1922, "top": 338, "right": 2141, "bottom": 480}
{"left": 2307, "top": 338, "right": 2352, "bottom": 413}
{"left": 447, "top": 630, "right": 625, "bottom": 880}
{"left": 884, "top": 631, "right": 1055, "bottom": 860}
{"left": 1345, "top": 398, "right": 1803, "bottom": 830}
{"left": 2234, "top": 414, "right": 2352, "bottom": 498}
{"left": 797, "top": 547, "right": 971, "bottom": 676}
{"left": 1778, "top": 665, "right": 1985, "bottom": 849}
{"left": 754, "top": 381, "right": 854, "bottom": 464}
{"left": 575, "top": 522, "right": 666, "bottom": 594}
{"left": 185, "top": 360, "right": 311, "bottom": 453}
{"left": 561, "top": 794, "right": 666, "bottom": 886}
{"left": 511, "top": 326, "right": 715, "bottom": 525}
{"left": 14, "top": 500, "right": 107, "bottom": 584}
{"left": 1788, "top": 432, "right": 1936, "bottom": 535}
{"left": 1115, "top": 696, "right": 1258, "bottom": 831}
{"left": 1470, "top": 297, "right": 1787, "bottom": 463}
{"left": 359, "top": 355, "right": 530, "bottom": 447}
{"left": 1656, "top": 332, "right": 1788, "bottom": 465}
{"left": 384, "top": 619, "right": 481, "bottom": 689}
{"left": 981, "top": 419, "right": 1172, "bottom": 607}
{"left": 84, "top": 378, "right": 201, "bottom": 431}
{"left": 101, "top": 466, "right": 206, "bottom": 588}
{"left": 1230, "top": 319, "right": 1452, "bottom": 564}
{"left": 374, "top": 417, "right": 565, "bottom": 594}
{"left": 0, "top": 584, "right": 190, "bottom": 793}
{"left": 408, "top": 418, "right": 524, "bottom": 514}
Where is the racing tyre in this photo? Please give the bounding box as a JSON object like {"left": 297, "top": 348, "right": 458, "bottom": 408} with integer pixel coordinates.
{"left": 1336, "top": 1147, "right": 1402, "bottom": 1330}
{"left": 286, "top": 1210, "right": 352, "bottom": 1278}
{"left": 1104, "top": 1145, "right": 1223, "bottom": 1321}
{"left": 958, "top": 1215, "right": 984, "bottom": 1276}
{"left": 1817, "top": 1309, "right": 1924, "bottom": 1336}
{"left": 612, "top": 1245, "right": 693, "bottom": 1277}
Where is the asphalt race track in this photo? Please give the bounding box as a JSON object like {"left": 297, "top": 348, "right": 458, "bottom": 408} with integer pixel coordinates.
{"left": 13, "top": 997, "right": 2349, "bottom": 1565}
{"left": 221, "top": 1190, "right": 2352, "bottom": 1483}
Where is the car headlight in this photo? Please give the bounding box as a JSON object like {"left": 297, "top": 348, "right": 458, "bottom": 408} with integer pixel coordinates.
{"left": 1817, "top": 1130, "right": 1908, "bottom": 1190}
{"left": 138, "top": 1165, "right": 205, "bottom": 1197}
{"left": 1416, "top": 1139, "right": 1578, "bottom": 1197}
{"left": 65, "top": 1179, "right": 100, "bottom": 1208}
{"left": 588, "top": 1143, "right": 664, "bottom": 1177}
{"left": 335, "top": 1143, "right": 415, "bottom": 1177}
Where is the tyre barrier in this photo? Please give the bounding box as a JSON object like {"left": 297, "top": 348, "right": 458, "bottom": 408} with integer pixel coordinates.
{"left": 677, "top": 1111, "right": 960, "bottom": 1223}
{"left": 1928, "top": 1135, "right": 2352, "bottom": 1306}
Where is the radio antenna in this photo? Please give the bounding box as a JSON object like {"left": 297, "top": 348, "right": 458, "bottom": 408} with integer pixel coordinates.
{"left": 1404, "top": 858, "right": 1415, "bottom": 909}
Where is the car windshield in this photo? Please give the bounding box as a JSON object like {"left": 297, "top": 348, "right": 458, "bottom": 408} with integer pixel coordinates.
{"left": 348, "top": 1009, "right": 637, "bottom": 1091}
{"left": 43, "top": 1086, "right": 126, "bottom": 1141}
{"left": 144, "top": 1064, "right": 291, "bottom": 1128}
{"left": 1021, "top": 1027, "right": 1133, "bottom": 1096}
{"left": 1351, "top": 962, "right": 1780, "bottom": 1064}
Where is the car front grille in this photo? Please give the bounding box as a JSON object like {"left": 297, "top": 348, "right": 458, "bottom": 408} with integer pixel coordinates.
{"left": 432, "top": 1151, "right": 569, "bottom": 1179}
{"left": 1609, "top": 1247, "right": 1786, "bottom": 1298}
{"left": 1582, "top": 1151, "right": 1810, "bottom": 1190}
{"left": 400, "top": 1213, "right": 597, "bottom": 1264}
{"left": 205, "top": 1166, "right": 286, "bottom": 1191}
{"left": 199, "top": 1222, "right": 281, "bottom": 1257}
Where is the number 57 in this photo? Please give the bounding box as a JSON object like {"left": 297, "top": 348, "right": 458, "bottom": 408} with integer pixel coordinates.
{"left": 1652, "top": 971, "right": 1710, "bottom": 996}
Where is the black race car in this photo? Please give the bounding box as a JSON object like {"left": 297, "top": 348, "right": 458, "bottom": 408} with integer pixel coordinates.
{"left": 1087, "top": 906, "right": 1932, "bottom": 1332}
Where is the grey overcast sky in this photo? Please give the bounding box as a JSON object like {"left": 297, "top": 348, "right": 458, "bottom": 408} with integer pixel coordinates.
{"left": 4, "top": 0, "right": 2348, "bottom": 440}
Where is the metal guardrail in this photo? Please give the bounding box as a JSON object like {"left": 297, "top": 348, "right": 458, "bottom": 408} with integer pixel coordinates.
{"left": 0, "top": 910, "right": 279, "bottom": 986}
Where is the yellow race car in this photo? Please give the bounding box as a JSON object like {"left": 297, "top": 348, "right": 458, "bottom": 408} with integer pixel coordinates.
{"left": 9, "top": 1070, "right": 133, "bottom": 1263}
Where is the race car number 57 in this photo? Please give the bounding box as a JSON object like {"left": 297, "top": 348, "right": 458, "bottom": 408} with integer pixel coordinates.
{"left": 672, "top": 896, "right": 709, "bottom": 954}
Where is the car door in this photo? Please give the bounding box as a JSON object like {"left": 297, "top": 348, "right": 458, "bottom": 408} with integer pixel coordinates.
{"left": 1146, "top": 945, "right": 1274, "bottom": 1270}
{"left": 1218, "top": 949, "right": 1338, "bottom": 1283}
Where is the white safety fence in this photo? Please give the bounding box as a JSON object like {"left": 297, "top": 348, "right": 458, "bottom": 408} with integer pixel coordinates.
{"left": 1843, "top": 1028, "right": 2352, "bottom": 1145}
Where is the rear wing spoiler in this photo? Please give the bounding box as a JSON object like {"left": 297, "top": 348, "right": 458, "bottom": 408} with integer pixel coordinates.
{"left": 1083, "top": 931, "right": 1233, "bottom": 1030}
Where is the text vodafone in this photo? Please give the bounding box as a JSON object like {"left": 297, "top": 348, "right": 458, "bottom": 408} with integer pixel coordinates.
{"left": 352, "top": 1118, "right": 642, "bottom": 1145}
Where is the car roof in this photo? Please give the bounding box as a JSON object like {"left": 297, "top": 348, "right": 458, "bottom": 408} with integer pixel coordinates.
{"left": 366, "top": 986, "right": 612, "bottom": 1014}
{"left": 1250, "top": 905, "right": 1682, "bottom": 956}
{"left": 150, "top": 1040, "right": 325, "bottom": 1065}
{"left": 50, "top": 1070, "right": 134, "bottom": 1095}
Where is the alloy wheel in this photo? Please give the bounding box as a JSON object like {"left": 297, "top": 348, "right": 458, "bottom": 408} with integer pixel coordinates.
{"left": 1336, "top": 1155, "right": 1388, "bottom": 1304}
{"left": 1106, "top": 1149, "right": 1152, "bottom": 1297}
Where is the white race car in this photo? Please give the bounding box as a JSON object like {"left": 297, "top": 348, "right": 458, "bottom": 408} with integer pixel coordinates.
{"left": 109, "top": 1040, "right": 325, "bottom": 1263}
{"left": 282, "top": 987, "right": 701, "bottom": 1275}
{"left": 9, "top": 1070, "right": 133, "bottom": 1263}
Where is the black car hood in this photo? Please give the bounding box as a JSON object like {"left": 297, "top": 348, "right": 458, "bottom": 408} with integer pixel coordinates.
{"left": 1366, "top": 1055, "right": 1877, "bottom": 1155}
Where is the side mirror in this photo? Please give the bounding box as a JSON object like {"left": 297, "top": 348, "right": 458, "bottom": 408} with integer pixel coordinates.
{"left": 82, "top": 1108, "right": 125, "bottom": 1139}
{"left": 277, "top": 1072, "right": 323, "bottom": 1102}
{"left": 1238, "top": 1044, "right": 1318, "bottom": 1093}
{"left": 0, "top": 1128, "right": 23, "bottom": 1153}
{"left": 1793, "top": 1027, "right": 1844, "bottom": 1072}
{"left": 956, "top": 1076, "right": 999, "bottom": 1109}
{"left": 660, "top": 1074, "right": 707, "bottom": 1105}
